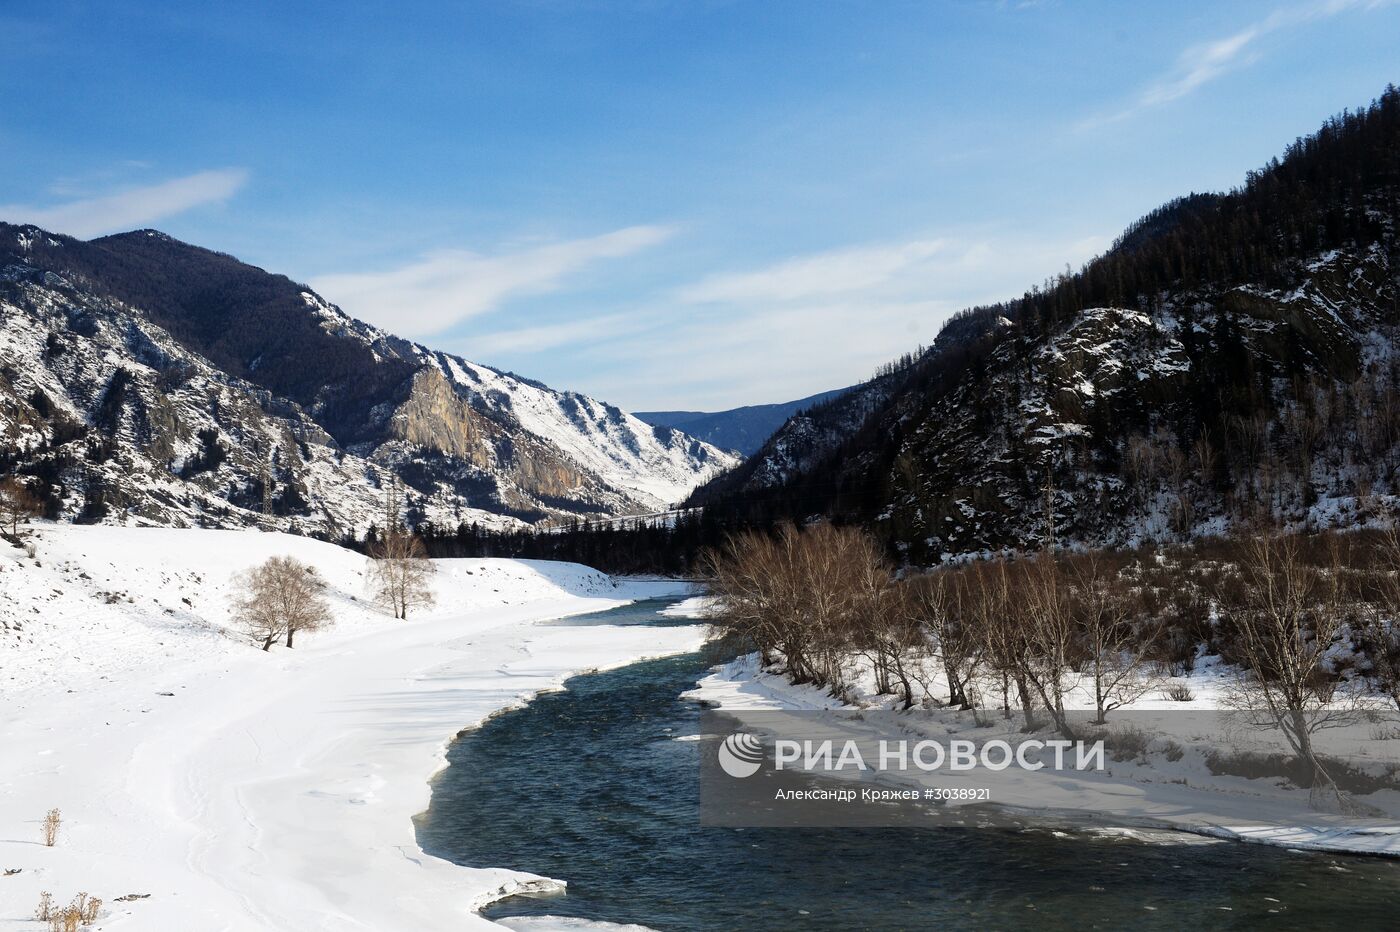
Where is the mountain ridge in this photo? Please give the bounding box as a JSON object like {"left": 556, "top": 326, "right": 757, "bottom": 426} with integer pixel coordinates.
{"left": 688, "top": 87, "right": 1400, "bottom": 561}
{"left": 635, "top": 387, "right": 852, "bottom": 455}
{"left": 0, "top": 225, "right": 738, "bottom": 535}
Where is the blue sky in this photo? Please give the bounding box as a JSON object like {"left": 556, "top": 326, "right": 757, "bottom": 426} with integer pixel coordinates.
{"left": 1, "top": 1, "right": 1396, "bottom": 410}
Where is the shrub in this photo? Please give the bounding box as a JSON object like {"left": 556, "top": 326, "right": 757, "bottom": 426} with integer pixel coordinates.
{"left": 1164, "top": 683, "right": 1195, "bottom": 702}
{"left": 41, "top": 808, "right": 60, "bottom": 846}
{"left": 1205, "top": 749, "right": 1400, "bottom": 793}
{"left": 1370, "top": 722, "right": 1400, "bottom": 741}
{"left": 1103, "top": 724, "right": 1151, "bottom": 762}
{"left": 37, "top": 893, "right": 101, "bottom": 931}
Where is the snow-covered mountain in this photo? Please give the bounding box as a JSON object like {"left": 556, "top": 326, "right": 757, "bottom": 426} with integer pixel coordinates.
{"left": 0, "top": 225, "right": 737, "bottom": 536}
{"left": 690, "top": 89, "right": 1400, "bottom": 560}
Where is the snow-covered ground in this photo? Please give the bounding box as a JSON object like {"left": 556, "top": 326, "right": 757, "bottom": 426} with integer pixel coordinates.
{"left": 686, "top": 653, "right": 1400, "bottom": 857}
{"left": 0, "top": 524, "right": 704, "bottom": 930}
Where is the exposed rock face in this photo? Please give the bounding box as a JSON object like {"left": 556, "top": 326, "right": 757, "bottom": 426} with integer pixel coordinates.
{"left": 0, "top": 224, "right": 740, "bottom": 533}
{"left": 389, "top": 368, "right": 495, "bottom": 465}
{"left": 382, "top": 368, "right": 591, "bottom": 505}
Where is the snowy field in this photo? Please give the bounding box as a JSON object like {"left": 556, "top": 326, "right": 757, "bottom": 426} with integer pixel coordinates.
{"left": 0, "top": 524, "right": 703, "bottom": 931}
{"left": 687, "top": 654, "right": 1400, "bottom": 857}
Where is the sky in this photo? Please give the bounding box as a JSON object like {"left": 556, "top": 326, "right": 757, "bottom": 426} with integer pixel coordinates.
{"left": 1, "top": 1, "right": 1396, "bottom": 411}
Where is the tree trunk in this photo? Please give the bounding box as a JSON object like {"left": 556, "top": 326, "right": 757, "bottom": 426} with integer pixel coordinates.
{"left": 286, "top": 627, "right": 295, "bottom": 648}
{"left": 895, "top": 667, "right": 914, "bottom": 710}
{"left": 1288, "top": 709, "right": 1344, "bottom": 811}
{"left": 1016, "top": 675, "right": 1037, "bottom": 731}
{"left": 1093, "top": 664, "right": 1108, "bottom": 725}
{"left": 873, "top": 651, "right": 890, "bottom": 695}
{"left": 947, "top": 672, "right": 967, "bottom": 709}
{"left": 262, "top": 635, "right": 274, "bottom": 651}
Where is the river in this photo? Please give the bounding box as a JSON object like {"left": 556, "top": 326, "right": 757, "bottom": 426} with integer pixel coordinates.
{"left": 416, "top": 596, "right": 1400, "bottom": 930}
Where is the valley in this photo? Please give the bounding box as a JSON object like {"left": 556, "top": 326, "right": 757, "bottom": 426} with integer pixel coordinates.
{"left": 2, "top": 10, "right": 1399, "bottom": 928}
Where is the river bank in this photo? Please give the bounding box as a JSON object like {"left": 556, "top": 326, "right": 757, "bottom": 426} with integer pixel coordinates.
{"left": 0, "top": 525, "right": 705, "bottom": 931}
{"left": 687, "top": 654, "right": 1400, "bottom": 857}
{"left": 420, "top": 610, "right": 1400, "bottom": 931}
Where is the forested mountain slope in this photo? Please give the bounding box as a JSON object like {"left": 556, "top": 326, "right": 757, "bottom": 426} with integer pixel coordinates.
{"left": 0, "top": 228, "right": 737, "bottom": 535}
{"left": 691, "top": 88, "right": 1400, "bottom": 563}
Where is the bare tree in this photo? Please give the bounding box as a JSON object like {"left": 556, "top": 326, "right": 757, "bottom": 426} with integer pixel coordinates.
{"left": 1286, "top": 393, "right": 1324, "bottom": 505}
{"left": 1013, "top": 554, "right": 1082, "bottom": 738}
{"left": 1066, "top": 553, "right": 1160, "bottom": 724}
{"left": 0, "top": 476, "right": 41, "bottom": 537}
{"left": 34, "top": 891, "right": 53, "bottom": 922}
{"left": 971, "top": 560, "right": 1042, "bottom": 728}
{"left": 704, "top": 524, "right": 821, "bottom": 681}
{"left": 904, "top": 570, "right": 981, "bottom": 709}
{"left": 705, "top": 523, "right": 837, "bottom": 689}
{"left": 1122, "top": 434, "right": 1158, "bottom": 508}
{"left": 705, "top": 522, "right": 921, "bottom": 703}
{"left": 232, "top": 556, "right": 334, "bottom": 650}
{"left": 1163, "top": 444, "right": 1195, "bottom": 533}
{"left": 702, "top": 528, "right": 788, "bottom": 668}
{"left": 1362, "top": 521, "right": 1400, "bottom": 714}
{"left": 799, "top": 522, "right": 893, "bottom": 695}
{"left": 368, "top": 530, "right": 436, "bottom": 619}
{"left": 845, "top": 542, "right": 923, "bottom": 709}
{"left": 1215, "top": 531, "right": 1359, "bottom": 811}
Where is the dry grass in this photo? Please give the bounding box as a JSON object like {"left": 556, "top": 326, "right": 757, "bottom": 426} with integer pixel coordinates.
{"left": 38, "top": 893, "right": 101, "bottom": 931}
{"left": 41, "top": 808, "right": 60, "bottom": 847}
{"left": 1102, "top": 723, "right": 1151, "bottom": 762}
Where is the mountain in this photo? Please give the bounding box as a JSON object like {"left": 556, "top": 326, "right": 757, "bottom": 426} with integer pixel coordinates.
{"left": 635, "top": 387, "right": 851, "bottom": 455}
{"left": 688, "top": 313, "right": 998, "bottom": 510}
{"left": 690, "top": 88, "right": 1400, "bottom": 562}
{"left": 0, "top": 227, "right": 738, "bottom": 536}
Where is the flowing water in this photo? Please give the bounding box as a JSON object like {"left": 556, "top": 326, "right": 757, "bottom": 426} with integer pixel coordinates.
{"left": 417, "top": 597, "right": 1400, "bottom": 930}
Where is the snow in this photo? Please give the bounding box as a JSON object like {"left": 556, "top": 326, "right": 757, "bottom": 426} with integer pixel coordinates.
{"left": 687, "top": 654, "right": 1400, "bottom": 858}
{"left": 0, "top": 525, "right": 705, "bottom": 930}
{"left": 1, "top": 265, "right": 735, "bottom": 532}
{"left": 442, "top": 360, "right": 738, "bottom": 511}
{"left": 493, "top": 920, "right": 657, "bottom": 932}
{"left": 0, "top": 282, "right": 534, "bottom": 536}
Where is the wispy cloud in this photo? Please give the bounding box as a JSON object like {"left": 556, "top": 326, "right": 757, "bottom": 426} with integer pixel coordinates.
{"left": 677, "top": 239, "right": 948, "bottom": 304}
{"left": 503, "top": 231, "right": 1108, "bottom": 411}
{"left": 1137, "top": 27, "right": 1262, "bottom": 109}
{"left": 1082, "top": 0, "right": 1393, "bottom": 127}
{"left": 0, "top": 168, "right": 248, "bottom": 239}
{"left": 467, "top": 312, "right": 639, "bottom": 357}
{"left": 313, "top": 225, "right": 675, "bottom": 338}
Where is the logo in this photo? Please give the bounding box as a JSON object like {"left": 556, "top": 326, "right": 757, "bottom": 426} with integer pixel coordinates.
{"left": 717, "top": 732, "right": 764, "bottom": 778}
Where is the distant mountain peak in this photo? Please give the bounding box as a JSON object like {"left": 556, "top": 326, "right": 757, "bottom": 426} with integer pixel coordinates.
{"left": 636, "top": 387, "right": 853, "bottom": 456}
